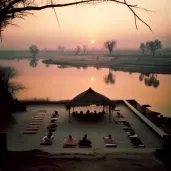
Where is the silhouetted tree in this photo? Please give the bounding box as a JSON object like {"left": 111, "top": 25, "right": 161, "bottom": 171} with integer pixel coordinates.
{"left": 0, "top": 1, "right": 152, "bottom": 39}
{"left": 140, "top": 43, "right": 145, "bottom": 55}
{"left": 29, "top": 45, "right": 39, "bottom": 57}
{"left": 104, "top": 69, "right": 115, "bottom": 84}
{"left": 83, "top": 45, "right": 87, "bottom": 54}
{"left": 104, "top": 40, "right": 117, "bottom": 56}
{"left": 145, "top": 40, "right": 162, "bottom": 56}
{"left": 0, "top": 66, "right": 24, "bottom": 120}
{"left": 75, "top": 46, "right": 81, "bottom": 55}
{"left": 58, "top": 45, "right": 65, "bottom": 51}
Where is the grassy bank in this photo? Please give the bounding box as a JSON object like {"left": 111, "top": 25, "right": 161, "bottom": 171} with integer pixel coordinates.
{"left": 42, "top": 55, "right": 171, "bottom": 74}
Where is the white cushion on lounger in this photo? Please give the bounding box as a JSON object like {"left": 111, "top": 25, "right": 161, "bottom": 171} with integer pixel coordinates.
{"left": 129, "top": 134, "right": 138, "bottom": 138}
{"left": 134, "top": 144, "right": 145, "bottom": 147}
{"left": 106, "top": 143, "right": 117, "bottom": 147}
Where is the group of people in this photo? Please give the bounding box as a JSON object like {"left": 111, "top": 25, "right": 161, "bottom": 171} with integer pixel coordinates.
{"left": 72, "top": 110, "right": 106, "bottom": 116}
{"left": 63, "top": 134, "right": 92, "bottom": 147}
{"left": 41, "top": 110, "right": 59, "bottom": 145}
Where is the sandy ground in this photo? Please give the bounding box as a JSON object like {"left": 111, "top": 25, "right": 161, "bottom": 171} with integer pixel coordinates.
{"left": 3, "top": 150, "right": 168, "bottom": 171}
{"left": 7, "top": 104, "right": 162, "bottom": 153}
{"left": 42, "top": 55, "right": 171, "bottom": 74}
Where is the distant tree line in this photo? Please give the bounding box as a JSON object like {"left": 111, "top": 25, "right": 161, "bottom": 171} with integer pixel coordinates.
{"left": 140, "top": 40, "right": 162, "bottom": 57}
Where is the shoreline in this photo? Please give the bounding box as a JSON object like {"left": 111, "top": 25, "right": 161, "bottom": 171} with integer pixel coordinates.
{"left": 42, "top": 57, "right": 171, "bottom": 74}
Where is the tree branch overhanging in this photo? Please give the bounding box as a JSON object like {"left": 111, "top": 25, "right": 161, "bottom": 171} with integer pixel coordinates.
{"left": 0, "top": 0, "right": 153, "bottom": 39}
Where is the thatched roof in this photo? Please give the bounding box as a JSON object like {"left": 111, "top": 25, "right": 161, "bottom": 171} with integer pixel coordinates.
{"left": 67, "top": 88, "right": 113, "bottom": 107}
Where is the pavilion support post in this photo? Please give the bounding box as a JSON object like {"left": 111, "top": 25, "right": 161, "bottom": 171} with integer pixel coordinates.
{"left": 73, "top": 107, "right": 74, "bottom": 112}
{"left": 68, "top": 107, "right": 71, "bottom": 123}
{"left": 109, "top": 106, "right": 112, "bottom": 123}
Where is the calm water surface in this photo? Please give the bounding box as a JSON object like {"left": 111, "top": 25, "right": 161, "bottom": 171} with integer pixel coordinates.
{"left": 0, "top": 59, "right": 170, "bottom": 117}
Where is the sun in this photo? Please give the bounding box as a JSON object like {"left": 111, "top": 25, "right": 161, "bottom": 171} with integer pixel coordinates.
{"left": 90, "top": 77, "right": 94, "bottom": 82}
{"left": 90, "top": 40, "right": 95, "bottom": 44}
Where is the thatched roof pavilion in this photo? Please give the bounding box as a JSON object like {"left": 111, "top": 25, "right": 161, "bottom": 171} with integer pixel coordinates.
{"left": 66, "top": 88, "right": 115, "bottom": 123}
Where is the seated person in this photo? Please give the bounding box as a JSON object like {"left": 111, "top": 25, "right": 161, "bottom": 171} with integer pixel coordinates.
{"left": 75, "top": 111, "right": 79, "bottom": 115}
{"left": 72, "top": 111, "right": 76, "bottom": 116}
{"left": 54, "top": 110, "right": 58, "bottom": 114}
{"left": 94, "top": 110, "right": 97, "bottom": 114}
{"left": 116, "top": 112, "right": 124, "bottom": 118}
{"left": 52, "top": 110, "right": 58, "bottom": 116}
{"left": 41, "top": 132, "right": 54, "bottom": 144}
{"left": 47, "top": 123, "right": 57, "bottom": 129}
{"left": 86, "top": 110, "right": 90, "bottom": 114}
{"left": 63, "top": 135, "right": 77, "bottom": 147}
{"left": 79, "top": 134, "right": 92, "bottom": 146}
{"left": 102, "top": 110, "right": 105, "bottom": 114}
{"left": 103, "top": 134, "right": 117, "bottom": 146}
{"left": 80, "top": 111, "right": 83, "bottom": 115}
{"left": 51, "top": 113, "right": 58, "bottom": 118}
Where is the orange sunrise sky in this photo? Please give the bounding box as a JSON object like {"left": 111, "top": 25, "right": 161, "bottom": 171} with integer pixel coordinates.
{"left": 0, "top": 0, "right": 171, "bottom": 50}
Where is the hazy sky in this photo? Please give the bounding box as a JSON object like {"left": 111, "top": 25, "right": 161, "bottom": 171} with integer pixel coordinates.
{"left": 0, "top": 0, "right": 171, "bottom": 49}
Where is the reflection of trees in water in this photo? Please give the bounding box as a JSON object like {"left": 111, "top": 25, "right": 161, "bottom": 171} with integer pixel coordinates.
{"left": 96, "top": 66, "right": 101, "bottom": 70}
{"left": 139, "top": 73, "right": 160, "bottom": 88}
{"left": 45, "top": 64, "right": 50, "bottom": 68}
{"left": 104, "top": 68, "right": 115, "bottom": 85}
{"left": 29, "top": 57, "right": 38, "bottom": 68}
{"left": 82, "top": 65, "right": 88, "bottom": 70}
{"left": 58, "top": 65, "right": 68, "bottom": 69}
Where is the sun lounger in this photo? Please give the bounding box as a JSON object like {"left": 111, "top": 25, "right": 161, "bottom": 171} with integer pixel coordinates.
{"left": 47, "top": 124, "right": 57, "bottom": 129}
{"left": 103, "top": 137, "right": 117, "bottom": 147}
{"left": 25, "top": 128, "right": 39, "bottom": 131}
{"left": 40, "top": 141, "right": 52, "bottom": 145}
{"left": 122, "top": 125, "right": 132, "bottom": 130}
{"left": 32, "top": 119, "right": 44, "bottom": 122}
{"left": 120, "top": 121, "right": 131, "bottom": 127}
{"left": 129, "top": 134, "right": 138, "bottom": 138}
{"left": 51, "top": 118, "right": 58, "bottom": 121}
{"left": 123, "top": 127, "right": 133, "bottom": 132}
{"left": 33, "top": 117, "right": 44, "bottom": 119}
{"left": 30, "top": 120, "right": 43, "bottom": 122}
{"left": 129, "top": 137, "right": 145, "bottom": 148}
{"left": 29, "top": 123, "right": 42, "bottom": 125}
{"left": 78, "top": 139, "right": 92, "bottom": 148}
{"left": 24, "top": 131, "right": 37, "bottom": 134}
{"left": 63, "top": 138, "right": 77, "bottom": 148}
{"left": 116, "top": 115, "right": 124, "bottom": 118}
{"left": 78, "top": 144, "right": 92, "bottom": 148}
{"left": 117, "top": 118, "right": 127, "bottom": 122}
{"left": 40, "top": 135, "right": 54, "bottom": 145}
{"left": 37, "top": 110, "right": 46, "bottom": 113}
{"left": 47, "top": 127, "right": 57, "bottom": 132}
{"left": 34, "top": 115, "right": 45, "bottom": 118}
{"left": 27, "top": 124, "right": 40, "bottom": 127}
{"left": 126, "top": 130, "right": 136, "bottom": 136}
{"left": 35, "top": 113, "right": 46, "bottom": 116}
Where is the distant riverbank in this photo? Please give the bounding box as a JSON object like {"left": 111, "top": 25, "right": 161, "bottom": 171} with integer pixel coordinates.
{"left": 42, "top": 55, "right": 171, "bottom": 74}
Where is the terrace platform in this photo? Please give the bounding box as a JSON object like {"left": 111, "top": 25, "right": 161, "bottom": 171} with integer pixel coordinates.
{"left": 7, "top": 103, "right": 163, "bottom": 153}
